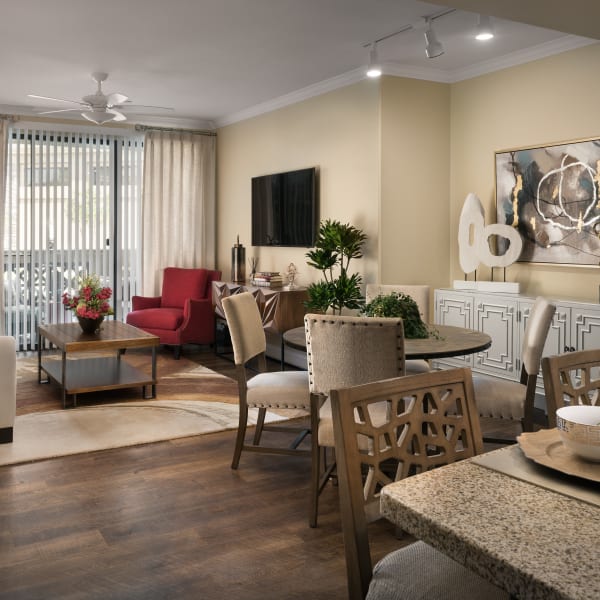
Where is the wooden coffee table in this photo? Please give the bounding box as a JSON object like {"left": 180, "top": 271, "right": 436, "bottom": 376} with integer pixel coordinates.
{"left": 37, "top": 321, "right": 160, "bottom": 408}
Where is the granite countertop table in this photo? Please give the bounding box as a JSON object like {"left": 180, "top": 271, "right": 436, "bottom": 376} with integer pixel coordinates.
{"left": 380, "top": 445, "right": 600, "bottom": 600}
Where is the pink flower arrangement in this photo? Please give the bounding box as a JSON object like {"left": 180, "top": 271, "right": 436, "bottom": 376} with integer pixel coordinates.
{"left": 62, "top": 274, "right": 114, "bottom": 319}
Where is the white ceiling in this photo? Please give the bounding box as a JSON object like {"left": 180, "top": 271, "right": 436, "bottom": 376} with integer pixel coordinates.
{"left": 0, "top": 0, "right": 597, "bottom": 130}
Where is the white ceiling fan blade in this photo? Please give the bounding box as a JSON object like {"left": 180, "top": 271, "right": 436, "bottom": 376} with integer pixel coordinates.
{"left": 106, "top": 109, "right": 127, "bottom": 122}
{"left": 106, "top": 92, "right": 129, "bottom": 106}
{"left": 36, "top": 108, "right": 82, "bottom": 115}
{"left": 28, "top": 94, "right": 86, "bottom": 106}
{"left": 120, "top": 103, "right": 174, "bottom": 111}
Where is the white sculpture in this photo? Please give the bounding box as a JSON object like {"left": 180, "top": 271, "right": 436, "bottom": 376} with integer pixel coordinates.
{"left": 458, "top": 192, "right": 523, "bottom": 273}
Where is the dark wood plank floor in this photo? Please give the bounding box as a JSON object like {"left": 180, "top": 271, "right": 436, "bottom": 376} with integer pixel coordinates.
{"left": 1, "top": 346, "right": 524, "bottom": 599}
{"left": 0, "top": 422, "right": 405, "bottom": 599}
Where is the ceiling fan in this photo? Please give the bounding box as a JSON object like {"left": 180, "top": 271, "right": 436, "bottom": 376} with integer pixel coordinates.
{"left": 28, "top": 72, "right": 173, "bottom": 125}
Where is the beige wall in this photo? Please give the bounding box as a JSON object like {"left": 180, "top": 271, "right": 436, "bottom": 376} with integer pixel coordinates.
{"left": 216, "top": 81, "right": 380, "bottom": 287}
{"left": 450, "top": 43, "right": 600, "bottom": 302}
{"left": 380, "top": 76, "right": 450, "bottom": 292}
{"left": 217, "top": 42, "right": 600, "bottom": 304}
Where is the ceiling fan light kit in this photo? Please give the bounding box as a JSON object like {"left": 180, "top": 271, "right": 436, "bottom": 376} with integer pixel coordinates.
{"left": 81, "top": 110, "right": 118, "bottom": 125}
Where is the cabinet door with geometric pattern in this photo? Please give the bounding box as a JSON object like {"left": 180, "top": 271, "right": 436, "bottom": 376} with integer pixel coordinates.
{"left": 434, "top": 289, "right": 474, "bottom": 368}
{"left": 570, "top": 303, "right": 600, "bottom": 352}
{"left": 473, "top": 295, "right": 519, "bottom": 380}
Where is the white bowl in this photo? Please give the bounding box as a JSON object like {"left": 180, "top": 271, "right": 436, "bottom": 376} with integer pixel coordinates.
{"left": 556, "top": 405, "right": 600, "bottom": 462}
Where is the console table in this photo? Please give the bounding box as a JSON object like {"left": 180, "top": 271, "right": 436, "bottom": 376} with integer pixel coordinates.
{"left": 212, "top": 281, "right": 308, "bottom": 367}
{"left": 434, "top": 288, "right": 600, "bottom": 395}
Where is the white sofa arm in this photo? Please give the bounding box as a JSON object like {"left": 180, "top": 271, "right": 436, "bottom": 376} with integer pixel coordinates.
{"left": 0, "top": 336, "right": 16, "bottom": 443}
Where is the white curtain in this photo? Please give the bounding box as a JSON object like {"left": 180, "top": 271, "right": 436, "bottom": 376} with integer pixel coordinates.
{"left": 0, "top": 119, "right": 7, "bottom": 334}
{"left": 141, "top": 130, "right": 216, "bottom": 296}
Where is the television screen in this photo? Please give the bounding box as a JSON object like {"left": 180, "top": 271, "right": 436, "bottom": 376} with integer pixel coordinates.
{"left": 251, "top": 167, "right": 318, "bottom": 247}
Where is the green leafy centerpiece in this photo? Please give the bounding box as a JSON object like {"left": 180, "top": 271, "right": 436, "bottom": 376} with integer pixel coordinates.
{"left": 361, "top": 291, "right": 439, "bottom": 339}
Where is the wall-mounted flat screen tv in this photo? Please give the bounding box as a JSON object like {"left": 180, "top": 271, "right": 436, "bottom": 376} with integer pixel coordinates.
{"left": 251, "top": 167, "right": 318, "bottom": 247}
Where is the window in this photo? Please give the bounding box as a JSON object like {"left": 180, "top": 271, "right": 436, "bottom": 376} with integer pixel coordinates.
{"left": 3, "top": 125, "right": 144, "bottom": 351}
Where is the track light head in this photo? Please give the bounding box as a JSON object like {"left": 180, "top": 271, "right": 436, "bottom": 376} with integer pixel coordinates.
{"left": 475, "top": 14, "right": 494, "bottom": 41}
{"left": 424, "top": 21, "right": 444, "bottom": 59}
{"left": 366, "top": 43, "right": 382, "bottom": 78}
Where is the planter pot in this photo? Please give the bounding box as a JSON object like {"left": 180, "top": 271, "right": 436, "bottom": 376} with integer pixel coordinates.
{"left": 77, "top": 316, "right": 104, "bottom": 334}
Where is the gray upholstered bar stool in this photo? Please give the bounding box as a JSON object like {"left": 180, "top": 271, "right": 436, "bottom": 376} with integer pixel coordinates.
{"left": 305, "top": 313, "right": 405, "bottom": 528}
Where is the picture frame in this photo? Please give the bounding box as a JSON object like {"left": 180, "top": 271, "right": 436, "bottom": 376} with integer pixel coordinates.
{"left": 495, "top": 136, "right": 600, "bottom": 266}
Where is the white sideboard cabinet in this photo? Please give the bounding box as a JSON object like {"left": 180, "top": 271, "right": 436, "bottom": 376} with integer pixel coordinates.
{"left": 434, "top": 288, "right": 600, "bottom": 394}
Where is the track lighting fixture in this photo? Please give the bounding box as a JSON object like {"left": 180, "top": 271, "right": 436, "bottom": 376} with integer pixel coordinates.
{"left": 476, "top": 14, "right": 494, "bottom": 41}
{"left": 364, "top": 8, "right": 457, "bottom": 77}
{"left": 424, "top": 20, "right": 444, "bottom": 59}
{"left": 366, "top": 42, "right": 382, "bottom": 78}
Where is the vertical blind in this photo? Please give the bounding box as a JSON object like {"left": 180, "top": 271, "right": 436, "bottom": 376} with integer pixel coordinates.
{"left": 3, "top": 124, "right": 144, "bottom": 351}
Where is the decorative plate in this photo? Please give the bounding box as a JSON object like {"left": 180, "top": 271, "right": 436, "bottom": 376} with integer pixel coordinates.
{"left": 517, "top": 428, "right": 600, "bottom": 483}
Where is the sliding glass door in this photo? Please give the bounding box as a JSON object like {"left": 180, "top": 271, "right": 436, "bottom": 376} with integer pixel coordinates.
{"left": 3, "top": 125, "right": 144, "bottom": 351}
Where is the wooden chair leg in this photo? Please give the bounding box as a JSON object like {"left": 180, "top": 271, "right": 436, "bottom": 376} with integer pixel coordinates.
{"left": 309, "top": 445, "right": 320, "bottom": 528}
{"left": 231, "top": 402, "right": 249, "bottom": 470}
{"left": 309, "top": 394, "right": 321, "bottom": 528}
{"left": 521, "top": 371, "right": 538, "bottom": 432}
{"left": 253, "top": 407, "right": 266, "bottom": 445}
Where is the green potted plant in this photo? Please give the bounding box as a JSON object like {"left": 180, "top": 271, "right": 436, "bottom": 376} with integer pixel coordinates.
{"left": 361, "top": 291, "right": 439, "bottom": 339}
{"left": 305, "top": 219, "right": 367, "bottom": 314}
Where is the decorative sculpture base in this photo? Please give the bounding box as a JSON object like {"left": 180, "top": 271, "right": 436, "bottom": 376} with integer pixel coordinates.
{"left": 453, "top": 280, "right": 520, "bottom": 294}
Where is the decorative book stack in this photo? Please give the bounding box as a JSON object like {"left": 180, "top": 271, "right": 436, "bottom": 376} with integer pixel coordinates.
{"left": 251, "top": 272, "right": 283, "bottom": 287}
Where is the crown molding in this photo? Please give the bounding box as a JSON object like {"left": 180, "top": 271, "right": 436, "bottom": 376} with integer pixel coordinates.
{"left": 0, "top": 105, "right": 214, "bottom": 131}
{"left": 214, "top": 68, "right": 367, "bottom": 128}
{"left": 383, "top": 64, "right": 453, "bottom": 83}
{"left": 216, "top": 35, "right": 597, "bottom": 128}
{"left": 130, "top": 114, "right": 215, "bottom": 130}
{"left": 449, "top": 35, "right": 596, "bottom": 82}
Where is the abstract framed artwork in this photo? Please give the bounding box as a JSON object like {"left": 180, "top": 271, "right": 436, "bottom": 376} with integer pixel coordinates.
{"left": 495, "top": 137, "right": 600, "bottom": 266}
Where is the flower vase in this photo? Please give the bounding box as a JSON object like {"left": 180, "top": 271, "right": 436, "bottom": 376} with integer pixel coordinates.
{"left": 77, "top": 316, "right": 104, "bottom": 334}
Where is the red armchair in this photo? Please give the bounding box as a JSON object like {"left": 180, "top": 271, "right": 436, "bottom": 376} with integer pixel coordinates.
{"left": 126, "top": 267, "right": 221, "bottom": 359}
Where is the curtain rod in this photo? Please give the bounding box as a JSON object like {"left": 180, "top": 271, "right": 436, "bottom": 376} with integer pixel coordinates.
{"left": 0, "top": 114, "right": 17, "bottom": 122}
{"left": 134, "top": 124, "right": 216, "bottom": 137}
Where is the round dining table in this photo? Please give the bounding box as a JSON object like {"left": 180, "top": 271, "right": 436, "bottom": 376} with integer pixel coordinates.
{"left": 282, "top": 323, "right": 492, "bottom": 360}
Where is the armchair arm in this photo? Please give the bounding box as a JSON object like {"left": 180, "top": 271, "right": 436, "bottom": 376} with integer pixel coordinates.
{"left": 131, "top": 295, "right": 162, "bottom": 311}
{"left": 179, "top": 297, "right": 216, "bottom": 344}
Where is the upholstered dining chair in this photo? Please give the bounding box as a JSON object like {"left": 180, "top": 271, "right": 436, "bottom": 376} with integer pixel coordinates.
{"left": 222, "top": 292, "right": 311, "bottom": 469}
{"left": 305, "top": 313, "right": 405, "bottom": 528}
{"left": 365, "top": 283, "right": 431, "bottom": 374}
{"left": 473, "top": 296, "right": 556, "bottom": 442}
{"left": 330, "top": 368, "right": 509, "bottom": 600}
{"left": 126, "top": 267, "right": 221, "bottom": 359}
{"left": 542, "top": 348, "right": 600, "bottom": 427}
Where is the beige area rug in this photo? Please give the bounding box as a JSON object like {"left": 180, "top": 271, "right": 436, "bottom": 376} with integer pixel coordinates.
{"left": 16, "top": 351, "right": 241, "bottom": 414}
{"left": 0, "top": 400, "right": 295, "bottom": 467}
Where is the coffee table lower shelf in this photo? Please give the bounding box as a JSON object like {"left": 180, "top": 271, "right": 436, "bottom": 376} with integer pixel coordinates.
{"left": 41, "top": 357, "right": 156, "bottom": 407}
